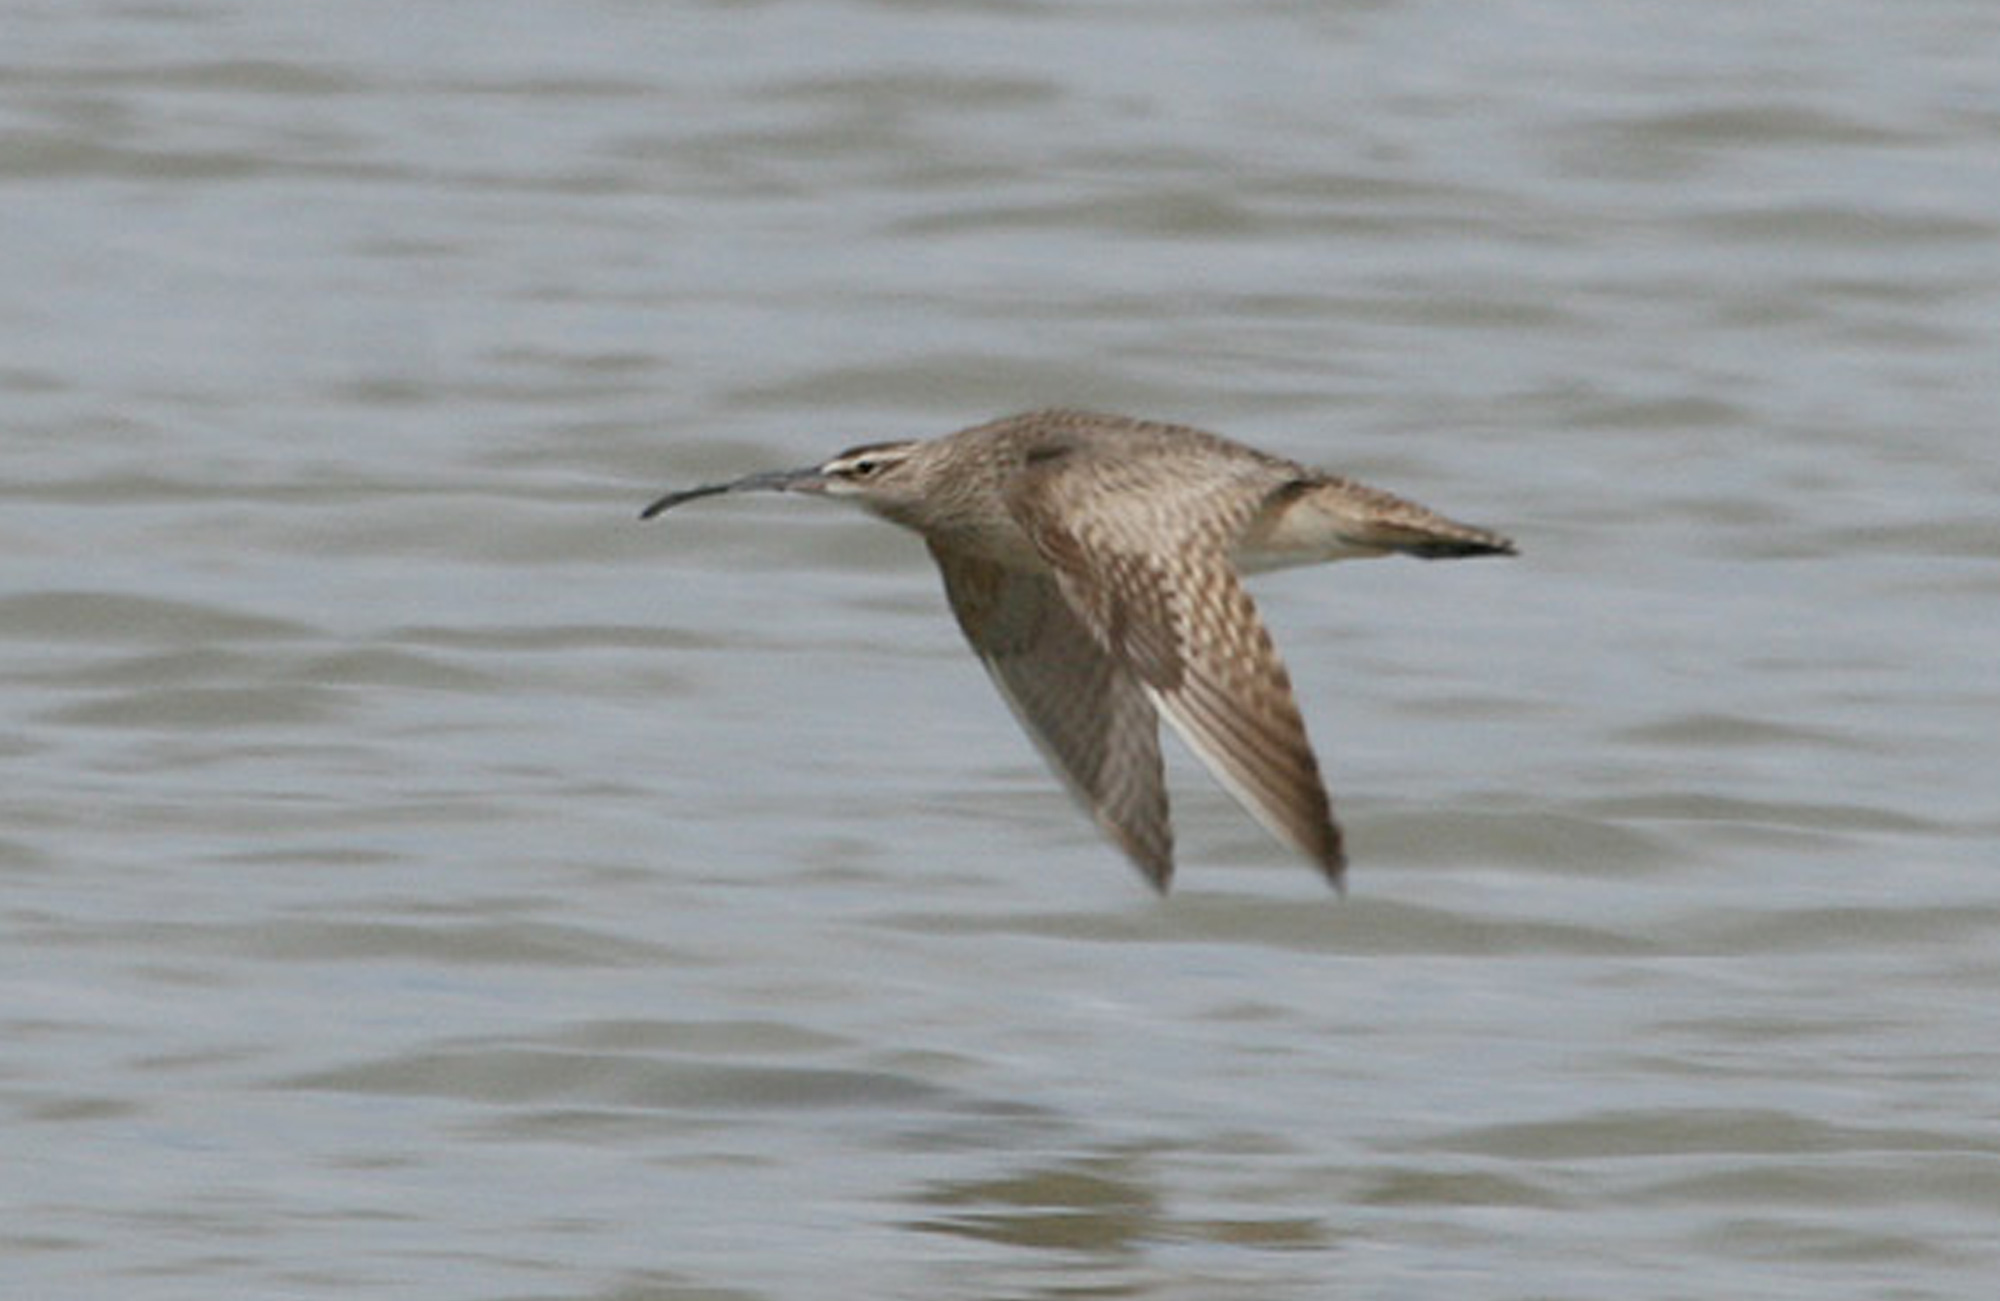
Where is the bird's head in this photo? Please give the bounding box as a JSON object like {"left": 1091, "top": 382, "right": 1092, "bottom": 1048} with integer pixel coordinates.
{"left": 639, "top": 440, "right": 926, "bottom": 520}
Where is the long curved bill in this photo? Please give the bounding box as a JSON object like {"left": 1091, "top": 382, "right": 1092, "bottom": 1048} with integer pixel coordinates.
{"left": 639, "top": 466, "right": 828, "bottom": 520}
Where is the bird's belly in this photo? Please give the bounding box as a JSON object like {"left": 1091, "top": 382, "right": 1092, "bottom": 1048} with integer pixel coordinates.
{"left": 1233, "top": 492, "right": 1390, "bottom": 572}
{"left": 1234, "top": 536, "right": 1381, "bottom": 573}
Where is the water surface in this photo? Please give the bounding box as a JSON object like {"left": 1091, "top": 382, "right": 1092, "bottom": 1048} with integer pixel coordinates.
{"left": 5, "top": 1, "right": 1999, "bottom": 1297}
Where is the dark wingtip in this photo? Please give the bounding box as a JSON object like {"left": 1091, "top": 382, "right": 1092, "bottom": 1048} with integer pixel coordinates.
{"left": 1126, "top": 844, "right": 1175, "bottom": 896}
{"left": 1319, "top": 823, "right": 1348, "bottom": 896}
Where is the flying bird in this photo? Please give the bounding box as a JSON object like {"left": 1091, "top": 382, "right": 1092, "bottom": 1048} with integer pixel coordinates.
{"left": 643, "top": 409, "right": 1515, "bottom": 892}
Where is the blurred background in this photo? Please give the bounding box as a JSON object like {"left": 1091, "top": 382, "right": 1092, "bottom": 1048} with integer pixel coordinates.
{"left": 4, "top": 2, "right": 1997, "bottom": 1297}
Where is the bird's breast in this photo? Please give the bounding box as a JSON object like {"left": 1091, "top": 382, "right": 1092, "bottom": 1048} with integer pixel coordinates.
{"left": 931, "top": 515, "right": 1051, "bottom": 572}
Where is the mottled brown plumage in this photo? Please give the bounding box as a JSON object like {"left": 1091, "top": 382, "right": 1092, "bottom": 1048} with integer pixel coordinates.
{"left": 642, "top": 409, "right": 1515, "bottom": 892}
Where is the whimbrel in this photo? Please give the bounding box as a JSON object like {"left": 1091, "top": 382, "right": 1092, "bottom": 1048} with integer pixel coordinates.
{"left": 643, "top": 409, "right": 1514, "bottom": 892}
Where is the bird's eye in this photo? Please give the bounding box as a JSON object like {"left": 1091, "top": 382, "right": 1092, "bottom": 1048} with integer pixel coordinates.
{"left": 847, "top": 458, "right": 879, "bottom": 478}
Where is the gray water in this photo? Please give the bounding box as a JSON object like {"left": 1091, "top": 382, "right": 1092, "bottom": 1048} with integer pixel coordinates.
{"left": 5, "top": 2, "right": 1999, "bottom": 1297}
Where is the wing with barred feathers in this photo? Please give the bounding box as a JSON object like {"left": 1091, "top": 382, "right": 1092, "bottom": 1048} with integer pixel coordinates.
{"left": 1000, "top": 431, "right": 1346, "bottom": 888}
{"left": 929, "top": 544, "right": 1176, "bottom": 890}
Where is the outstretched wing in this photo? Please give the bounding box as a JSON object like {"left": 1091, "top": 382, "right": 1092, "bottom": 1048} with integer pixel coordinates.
{"left": 929, "top": 544, "right": 1175, "bottom": 890}
{"left": 1003, "top": 438, "right": 1346, "bottom": 887}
